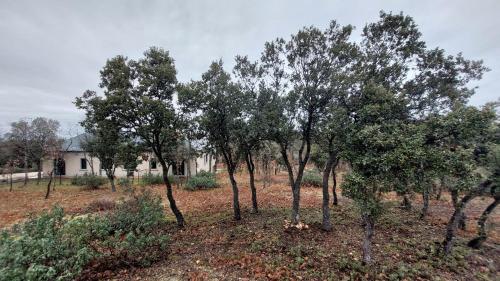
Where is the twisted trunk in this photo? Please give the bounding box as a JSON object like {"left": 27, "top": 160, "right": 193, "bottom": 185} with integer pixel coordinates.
{"left": 442, "top": 180, "right": 492, "bottom": 255}
{"left": 45, "top": 171, "right": 53, "bottom": 199}
{"left": 468, "top": 194, "right": 499, "bottom": 248}
{"left": 420, "top": 185, "right": 430, "bottom": 218}
{"left": 331, "top": 160, "right": 339, "bottom": 206}
{"left": 451, "top": 190, "right": 467, "bottom": 230}
{"left": 228, "top": 169, "right": 241, "bottom": 220}
{"left": 160, "top": 162, "right": 185, "bottom": 227}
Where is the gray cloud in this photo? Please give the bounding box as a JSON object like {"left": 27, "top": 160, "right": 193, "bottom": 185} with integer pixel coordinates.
{"left": 1, "top": 0, "right": 499, "bottom": 134}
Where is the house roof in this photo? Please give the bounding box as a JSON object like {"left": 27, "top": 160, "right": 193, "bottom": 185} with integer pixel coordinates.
{"left": 62, "top": 133, "right": 90, "bottom": 152}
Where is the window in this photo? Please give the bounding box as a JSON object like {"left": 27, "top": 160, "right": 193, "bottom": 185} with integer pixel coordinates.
{"left": 150, "top": 159, "right": 157, "bottom": 170}
{"left": 80, "top": 158, "right": 87, "bottom": 170}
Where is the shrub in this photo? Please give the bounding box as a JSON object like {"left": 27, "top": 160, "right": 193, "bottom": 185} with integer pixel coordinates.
{"left": 301, "top": 171, "right": 322, "bottom": 187}
{"left": 140, "top": 173, "right": 176, "bottom": 186}
{"left": 185, "top": 171, "right": 218, "bottom": 191}
{"left": 0, "top": 191, "right": 170, "bottom": 280}
{"left": 117, "top": 177, "right": 132, "bottom": 187}
{"left": 0, "top": 207, "right": 94, "bottom": 281}
{"left": 86, "top": 198, "right": 116, "bottom": 212}
{"left": 70, "top": 173, "right": 106, "bottom": 190}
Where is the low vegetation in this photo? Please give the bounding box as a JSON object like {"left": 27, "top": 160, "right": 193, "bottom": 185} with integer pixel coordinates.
{"left": 70, "top": 174, "right": 107, "bottom": 189}
{"left": 301, "top": 171, "right": 322, "bottom": 187}
{"left": 185, "top": 171, "right": 218, "bottom": 191}
{"left": 0, "top": 190, "right": 169, "bottom": 281}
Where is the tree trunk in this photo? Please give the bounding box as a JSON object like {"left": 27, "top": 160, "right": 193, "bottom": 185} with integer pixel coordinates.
{"left": 420, "top": 185, "right": 430, "bottom": 218}
{"left": 331, "top": 161, "right": 338, "bottom": 206}
{"left": 401, "top": 194, "right": 412, "bottom": 210}
{"left": 362, "top": 213, "right": 374, "bottom": 265}
{"left": 9, "top": 172, "right": 13, "bottom": 192}
{"left": 291, "top": 184, "right": 300, "bottom": 225}
{"left": 45, "top": 171, "right": 53, "bottom": 199}
{"left": 451, "top": 190, "right": 466, "bottom": 230}
{"left": 228, "top": 168, "right": 241, "bottom": 220}
{"left": 322, "top": 154, "right": 336, "bottom": 231}
{"left": 161, "top": 163, "right": 185, "bottom": 227}
{"left": 37, "top": 160, "right": 41, "bottom": 185}
{"left": 24, "top": 154, "right": 28, "bottom": 186}
{"left": 245, "top": 152, "right": 258, "bottom": 214}
{"left": 108, "top": 174, "right": 116, "bottom": 192}
{"left": 468, "top": 195, "right": 499, "bottom": 248}
{"left": 442, "top": 180, "right": 492, "bottom": 255}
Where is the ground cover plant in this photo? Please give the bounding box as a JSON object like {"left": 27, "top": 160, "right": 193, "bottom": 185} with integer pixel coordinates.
{"left": 185, "top": 171, "right": 218, "bottom": 191}
{"left": 70, "top": 174, "right": 107, "bottom": 190}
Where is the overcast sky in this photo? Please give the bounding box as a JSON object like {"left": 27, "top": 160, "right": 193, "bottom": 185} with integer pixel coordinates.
{"left": 0, "top": 0, "right": 499, "bottom": 135}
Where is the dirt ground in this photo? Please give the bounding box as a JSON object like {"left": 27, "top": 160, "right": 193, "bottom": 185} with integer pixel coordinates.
{"left": 0, "top": 173, "right": 498, "bottom": 280}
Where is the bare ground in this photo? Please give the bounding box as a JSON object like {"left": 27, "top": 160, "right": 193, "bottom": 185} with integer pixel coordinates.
{"left": 0, "top": 173, "right": 498, "bottom": 280}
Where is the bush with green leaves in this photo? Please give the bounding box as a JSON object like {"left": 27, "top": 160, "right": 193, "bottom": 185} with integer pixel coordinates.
{"left": 0, "top": 191, "right": 169, "bottom": 280}
{"left": 117, "top": 177, "right": 132, "bottom": 187}
{"left": 70, "top": 173, "right": 107, "bottom": 189}
{"left": 185, "top": 171, "right": 218, "bottom": 191}
{"left": 301, "top": 171, "right": 322, "bottom": 187}
{"left": 140, "top": 173, "right": 168, "bottom": 186}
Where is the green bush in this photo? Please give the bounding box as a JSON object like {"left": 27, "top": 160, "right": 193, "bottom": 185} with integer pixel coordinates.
{"left": 70, "top": 173, "right": 107, "bottom": 189}
{"left": 185, "top": 171, "right": 218, "bottom": 191}
{"left": 0, "top": 191, "right": 169, "bottom": 280}
{"left": 140, "top": 173, "right": 176, "bottom": 186}
{"left": 302, "top": 171, "right": 322, "bottom": 187}
{"left": 117, "top": 177, "right": 132, "bottom": 187}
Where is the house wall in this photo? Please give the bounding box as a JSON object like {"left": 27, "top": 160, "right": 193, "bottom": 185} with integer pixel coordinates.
{"left": 42, "top": 152, "right": 215, "bottom": 178}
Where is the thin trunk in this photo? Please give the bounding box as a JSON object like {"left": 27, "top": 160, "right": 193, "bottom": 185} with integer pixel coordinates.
{"left": 161, "top": 163, "right": 185, "bottom": 227}
{"left": 45, "top": 171, "right": 53, "bottom": 199}
{"left": 442, "top": 180, "right": 492, "bottom": 255}
{"left": 468, "top": 195, "right": 499, "bottom": 248}
{"left": 401, "top": 194, "right": 412, "bottom": 210}
{"left": 291, "top": 183, "right": 300, "bottom": 224}
{"left": 59, "top": 173, "right": 62, "bottom": 185}
{"left": 9, "top": 172, "right": 13, "bottom": 192}
{"left": 420, "top": 185, "right": 430, "bottom": 218}
{"left": 362, "top": 213, "right": 374, "bottom": 265}
{"left": 245, "top": 152, "right": 258, "bottom": 214}
{"left": 23, "top": 153, "right": 28, "bottom": 186}
{"left": 321, "top": 154, "right": 335, "bottom": 231}
{"left": 228, "top": 168, "right": 241, "bottom": 220}
{"left": 331, "top": 160, "right": 338, "bottom": 206}
{"left": 37, "top": 161, "right": 41, "bottom": 185}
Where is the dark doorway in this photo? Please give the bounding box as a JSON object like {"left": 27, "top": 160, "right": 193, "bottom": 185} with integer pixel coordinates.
{"left": 172, "top": 161, "right": 185, "bottom": 176}
{"left": 53, "top": 158, "right": 65, "bottom": 176}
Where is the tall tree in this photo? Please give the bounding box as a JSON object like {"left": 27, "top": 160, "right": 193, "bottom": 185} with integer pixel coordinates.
{"left": 95, "top": 48, "right": 186, "bottom": 227}
{"left": 260, "top": 21, "right": 354, "bottom": 225}
{"left": 179, "top": 60, "right": 246, "bottom": 220}
{"left": 7, "top": 120, "right": 32, "bottom": 186}
{"left": 29, "top": 117, "right": 60, "bottom": 184}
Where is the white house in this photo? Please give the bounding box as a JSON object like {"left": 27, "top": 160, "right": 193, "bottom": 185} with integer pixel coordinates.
{"left": 42, "top": 134, "right": 215, "bottom": 178}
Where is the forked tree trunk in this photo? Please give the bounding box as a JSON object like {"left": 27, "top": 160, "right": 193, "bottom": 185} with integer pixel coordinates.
{"left": 228, "top": 168, "right": 241, "bottom": 220}
{"left": 468, "top": 194, "right": 499, "bottom": 249}
{"left": 362, "top": 213, "right": 374, "bottom": 265}
{"left": 321, "top": 154, "right": 336, "bottom": 231}
{"left": 442, "top": 180, "right": 492, "bottom": 255}
{"left": 161, "top": 163, "right": 185, "bottom": 227}
{"left": 245, "top": 152, "right": 258, "bottom": 214}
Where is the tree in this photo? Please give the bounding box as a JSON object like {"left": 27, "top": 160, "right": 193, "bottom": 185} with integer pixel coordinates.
{"left": 95, "top": 48, "right": 186, "bottom": 227}
{"left": 29, "top": 117, "right": 60, "bottom": 184}
{"left": 233, "top": 55, "right": 266, "bottom": 214}
{"left": 76, "top": 91, "right": 140, "bottom": 192}
{"left": 259, "top": 21, "right": 354, "bottom": 225}
{"left": 7, "top": 120, "right": 32, "bottom": 186}
{"left": 179, "top": 60, "right": 247, "bottom": 220}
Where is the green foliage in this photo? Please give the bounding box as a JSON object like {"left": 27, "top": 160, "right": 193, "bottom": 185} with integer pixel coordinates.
{"left": 0, "top": 207, "right": 94, "bottom": 281}
{"left": 0, "top": 191, "right": 169, "bottom": 280}
{"left": 117, "top": 177, "right": 132, "bottom": 188}
{"left": 185, "top": 171, "right": 218, "bottom": 191}
{"left": 140, "top": 173, "right": 170, "bottom": 186}
{"left": 70, "top": 173, "right": 106, "bottom": 189}
{"left": 301, "top": 171, "right": 322, "bottom": 187}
